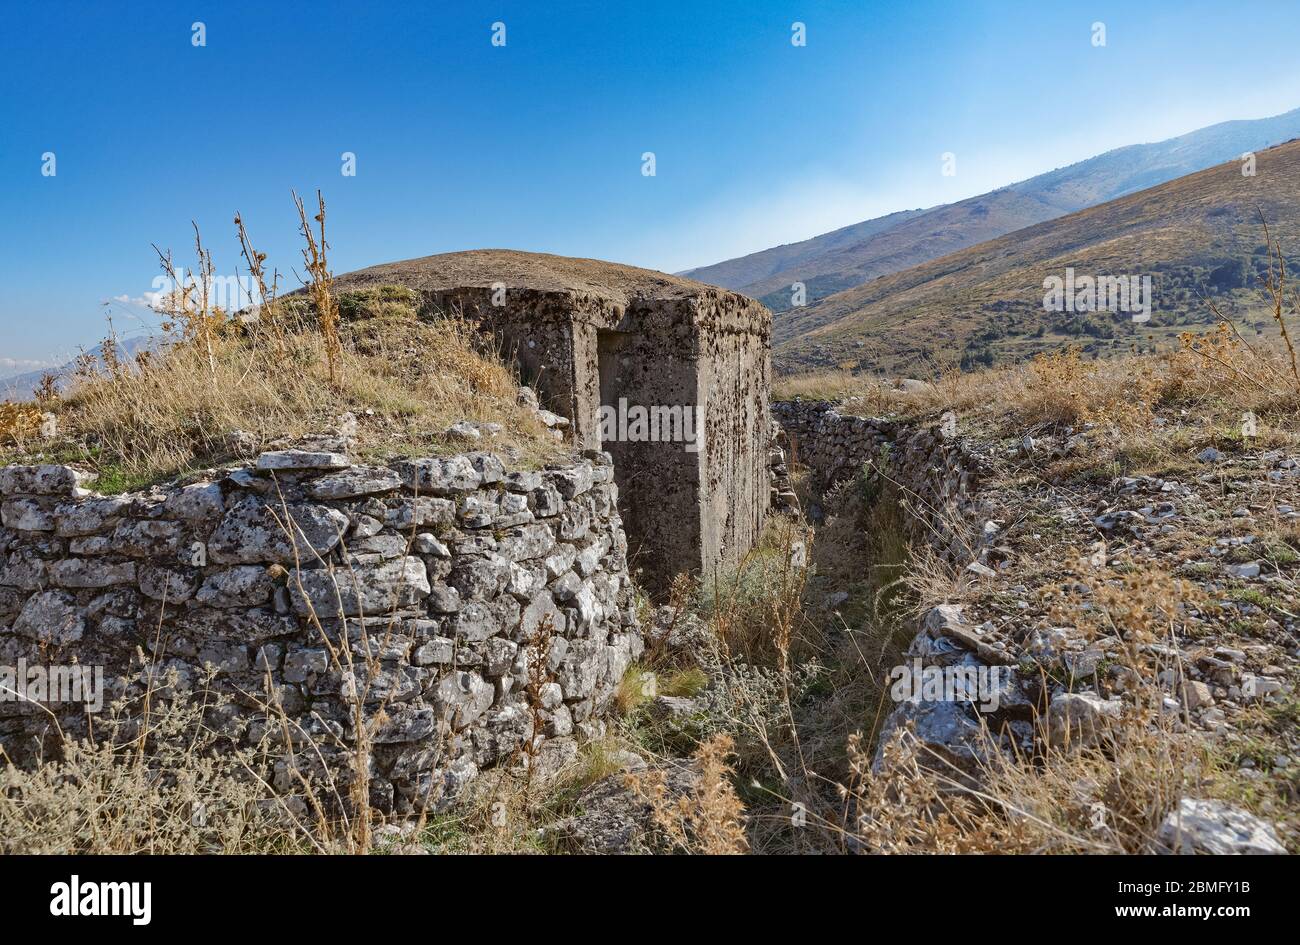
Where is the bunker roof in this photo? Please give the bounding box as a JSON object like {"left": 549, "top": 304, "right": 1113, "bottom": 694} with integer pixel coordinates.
{"left": 333, "top": 249, "right": 724, "bottom": 308}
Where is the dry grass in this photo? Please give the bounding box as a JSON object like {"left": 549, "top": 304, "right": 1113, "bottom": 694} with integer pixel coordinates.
{"left": 778, "top": 233, "right": 1300, "bottom": 444}
{"left": 613, "top": 664, "right": 657, "bottom": 716}
{"left": 151, "top": 225, "right": 226, "bottom": 376}
{"left": 52, "top": 314, "right": 552, "bottom": 486}
{"left": 0, "top": 401, "right": 44, "bottom": 445}
{"left": 773, "top": 369, "right": 870, "bottom": 404}
{"left": 2, "top": 194, "right": 559, "bottom": 487}
{"left": 839, "top": 555, "right": 1223, "bottom": 855}
{"left": 613, "top": 487, "right": 915, "bottom": 852}
{"left": 780, "top": 330, "right": 1300, "bottom": 444}
{"left": 806, "top": 473, "right": 918, "bottom": 752}
{"left": 842, "top": 715, "right": 1211, "bottom": 854}
{"left": 696, "top": 515, "right": 813, "bottom": 668}
{"left": 625, "top": 734, "right": 749, "bottom": 854}
{"left": 0, "top": 676, "right": 315, "bottom": 855}
{"left": 293, "top": 189, "right": 343, "bottom": 384}
{"left": 641, "top": 395, "right": 1289, "bottom": 853}
{"left": 694, "top": 513, "right": 1262, "bottom": 854}
{"left": 658, "top": 666, "right": 709, "bottom": 698}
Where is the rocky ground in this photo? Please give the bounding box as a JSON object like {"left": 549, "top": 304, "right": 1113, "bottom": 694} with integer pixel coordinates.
{"left": 551, "top": 375, "right": 1300, "bottom": 854}
{"left": 776, "top": 361, "right": 1300, "bottom": 849}
{"left": 938, "top": 417, "right": 1299, "bottom": 847}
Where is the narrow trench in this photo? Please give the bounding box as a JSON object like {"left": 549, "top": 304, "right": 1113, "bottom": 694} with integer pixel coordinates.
{"left": 729, "top": 457, "right": 924, "bottom": 851}
{"left": 798, "top": 462, "right": 918, "bottom": 754}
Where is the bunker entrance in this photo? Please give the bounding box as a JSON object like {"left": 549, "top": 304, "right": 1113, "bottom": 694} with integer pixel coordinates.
{"left": 596, "top": 327, "right": 636, "bottom": 462}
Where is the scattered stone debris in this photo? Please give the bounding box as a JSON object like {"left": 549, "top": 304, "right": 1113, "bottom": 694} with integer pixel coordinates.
{"left": 445, "top": 420, "right": 484, "bottom": 441}
{"left": 1047, "top": 691, "right": 1122, "bottom": 749}
{"left": 652, "top": 695, "right": 699, "bottom": 719}
{"left": 824, "top": 590, "right": 850, "bottom": 610}
{"left": 774, "top": 399, "right": 1297, "bottom": 852}
{"left": 1155, "top": 799, "right": 1288, "bottom": 855}
{"left": 645, "top": 605, "right": 712, "bottom": 661}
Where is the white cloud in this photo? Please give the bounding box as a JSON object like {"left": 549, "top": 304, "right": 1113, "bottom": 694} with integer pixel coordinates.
{"left": 108, "top": 293, "right": 165, "bottom": 311}
{"left": 633, "top": 99, "right": 1300, "bottom": 276}
{"left": 625, "top": 164, "right": 1064, "bottom": 275}
{"left": 0, "top": 357, "right": 56, "bottom": 371}
{"left": 0, "top": 356, "right": 59, "bottom": 381}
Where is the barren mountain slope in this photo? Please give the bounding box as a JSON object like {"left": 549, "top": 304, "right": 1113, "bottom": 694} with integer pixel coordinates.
{"left": 686, "top": 108, "right": 1300, "bottom": 315}
{"left": 775, "top": 139, "right": 1300, "bottom": 376}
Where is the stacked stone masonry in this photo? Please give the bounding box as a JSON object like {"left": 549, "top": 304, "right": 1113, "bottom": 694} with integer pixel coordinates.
{"left": 0, "top": 449, "right": 642, "bottom": 814}
{"left": 771, "top": 400, "right": 990, "bottom": 562}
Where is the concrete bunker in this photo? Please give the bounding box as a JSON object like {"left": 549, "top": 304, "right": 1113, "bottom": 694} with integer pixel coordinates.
{"left": 332, "top": 250, "right": 772, "bottom": 592}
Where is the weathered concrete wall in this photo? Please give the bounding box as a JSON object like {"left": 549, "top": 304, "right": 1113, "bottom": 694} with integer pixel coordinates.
{"left": 332, "top": 250, "right": 773, "bottom": 593}
{"left": 0, "top": 449, "right": 641, "bottom": 813}
{"left": 593, "top": 302, "right": 703, "bottom": 587}
{"left": 695, "top": 300, "right": 772, "bottom": 580}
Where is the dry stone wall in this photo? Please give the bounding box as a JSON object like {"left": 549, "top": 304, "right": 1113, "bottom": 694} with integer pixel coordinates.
{"left": 0, "top": 448, "right": 642, "bottom": 813}
{"left": 771, "top": 400, "right": 990, "bottom": 562}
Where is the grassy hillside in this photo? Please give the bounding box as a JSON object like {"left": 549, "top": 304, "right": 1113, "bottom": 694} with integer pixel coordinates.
{"left": 739, "top": 187, "right": 1075, "bottom": 311}
{"left": 686, "top": 108, "right": 1300, "bottom": 315}
{"left": 775, "top": 138, "right": 1300, "bottom": 376}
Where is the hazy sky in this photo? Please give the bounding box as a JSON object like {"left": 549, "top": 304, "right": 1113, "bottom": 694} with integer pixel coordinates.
{"left": 3, "top": 0, "right": 1300, "bottom": 367}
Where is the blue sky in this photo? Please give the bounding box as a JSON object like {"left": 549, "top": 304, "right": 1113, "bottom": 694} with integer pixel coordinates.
{"left": 3, "top": 0, "right": 1300, "bottom": 368}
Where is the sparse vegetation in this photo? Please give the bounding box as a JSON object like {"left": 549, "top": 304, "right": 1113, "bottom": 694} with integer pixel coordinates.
{"left": 0, "top": 674, "right": 315, "bottom": 855}
{"left": 0, "top": 401, "right": 44, "bottom": 445}
{"left": 0, "top": 196, "right": 558, "bottom": 486}
{"left": 625, "top": 734, "right": 749, "bottom": 854}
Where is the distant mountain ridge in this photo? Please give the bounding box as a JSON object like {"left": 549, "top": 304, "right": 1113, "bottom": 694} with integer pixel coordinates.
{"left": 1, "top": 336, "right": 153, "bottom": 401}
{"left": 773, "top": 138, "right": 1300, "bottom": 375}
{"left": 683, "top": 107, "right": 1300, "bottom": 313}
